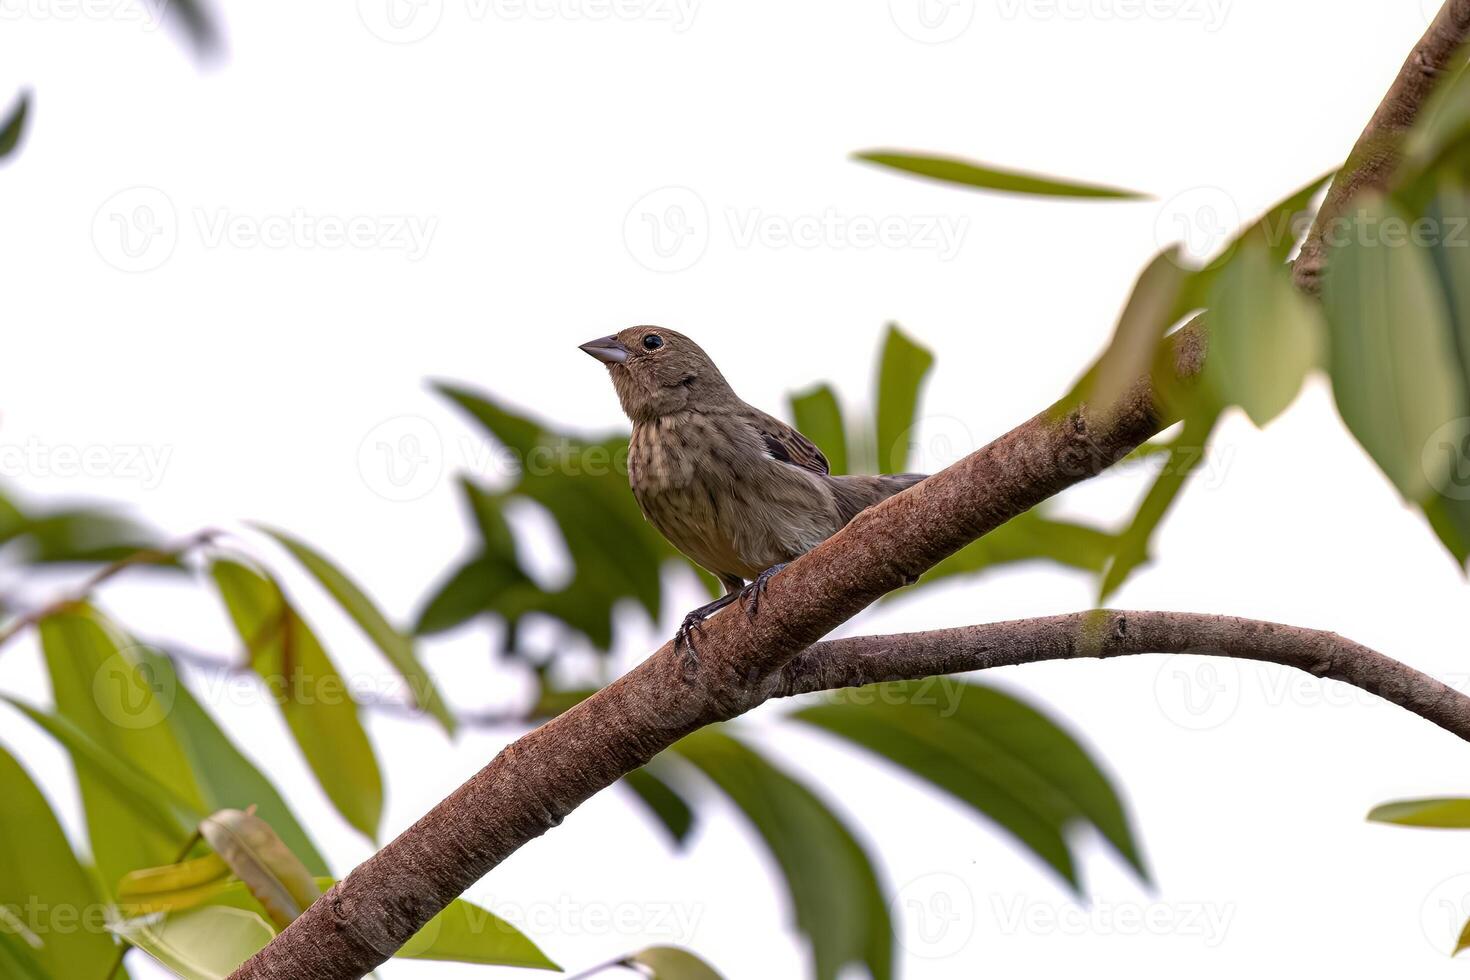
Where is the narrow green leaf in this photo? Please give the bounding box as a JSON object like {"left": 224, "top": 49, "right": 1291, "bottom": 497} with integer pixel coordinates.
{"left": 918, "top": 511, "right": 1117, "bottom": 586}
{"left": 114, "top": 906, "right": 274, "bottom": 980}
{"left": 434, "top": 381, "right": 546, "bottom": 458}
{"left": 628, "top": 946, "right": 726, "bottom": 979}
{"left": 855, "top": 150, "right": 1146, "bottom": 200}
{"left": 0, "top": 91, "right": 28, "bottom": 160}
{"left": 1, "top": 695, "right": 198, "bottom": 837}
{"left": 118, "top": 853, "right": 233, "bottom": 916}
{"left": 255, "top": 524, "right": 456, "bottom": 734}
{"left": 39, "top": 607, "right": 204, "bottom": 894}
{"left": 1088, "top": 247, "right": 1193, "bottom": 413}
{"left": 1368, "top": 797, "right": 1470, "bottom": 828}
{"left": 0, "top": 742, "right": 119, "bottom": 977}
{"left": 199, "top": 809, "right": 322, "bottom": 929}
{"left": 1323, "top": 194, "right": 1466, "bottom": 500}
{"left": 1099, "top": 408, "right": 1221, "bottom": 601}
{"left": 673, "top": 729, "right": 891, "bottom": 980}
{"left": 144, "top": 647, "right": 330, "bottom": 876}
{"left": 789, "top": 384, "right": 849, "bottom": 475}
{"left": 0, "top": 930, "right": 50, "bottom": 980}
{"left": 874, "top": 324, "right": 935, "bottom": 473}
{"left": 210, "top": 560, "right": 384, "bottom": 840}
{"left": 623, "top": 765, "right": 697, "bottom": 848}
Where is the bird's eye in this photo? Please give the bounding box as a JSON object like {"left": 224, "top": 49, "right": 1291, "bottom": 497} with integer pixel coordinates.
{"left": 642, "top": 334, "right": 664, "bottom": 351}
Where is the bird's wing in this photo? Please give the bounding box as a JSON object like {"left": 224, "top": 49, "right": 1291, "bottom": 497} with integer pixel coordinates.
{"left": 746, "top": 410, "right": 830, "bottom": 476}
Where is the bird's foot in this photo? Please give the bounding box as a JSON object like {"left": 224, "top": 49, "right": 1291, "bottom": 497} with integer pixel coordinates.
{"left": 741, "top": 563, "right": 790, "bottom": 620}
{"left": 673, "top": 593, "right": 740, "bottom": 669}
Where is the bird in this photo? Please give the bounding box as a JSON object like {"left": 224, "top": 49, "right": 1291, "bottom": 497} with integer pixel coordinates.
{"left": 580, "top": 326, "right": 926, "bottom": 660}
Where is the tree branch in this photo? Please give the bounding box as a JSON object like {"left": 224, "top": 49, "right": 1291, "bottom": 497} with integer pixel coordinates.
{"left": 768, "top": 611, "right": 1470, "bottom": 741}
{"left": 1293, "top": 0, "right": 1470, "bottom": 294}
{"left": 232, "top": 8, "right": 1470, "bottom": 977}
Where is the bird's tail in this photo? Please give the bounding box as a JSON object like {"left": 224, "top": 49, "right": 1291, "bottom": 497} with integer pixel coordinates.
{"left": 827, "top": 472, "right": 927, "bottom": 525}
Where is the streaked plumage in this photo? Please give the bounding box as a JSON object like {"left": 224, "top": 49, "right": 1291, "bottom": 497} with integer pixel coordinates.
{"left": 581, "top": 326, "right": 925, "bottom": 650}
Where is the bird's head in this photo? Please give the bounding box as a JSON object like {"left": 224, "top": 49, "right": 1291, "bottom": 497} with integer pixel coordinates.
{"left": 580, "top": 326, "right": 736, "bottom": 422}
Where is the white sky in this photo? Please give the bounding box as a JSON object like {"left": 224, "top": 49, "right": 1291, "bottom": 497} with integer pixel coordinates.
{"left": 4, "top": 0, "right": 1470, "bottom": 977}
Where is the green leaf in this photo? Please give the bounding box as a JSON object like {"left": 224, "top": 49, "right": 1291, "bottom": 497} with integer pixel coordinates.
{"left": 789, "top": 384, "right": 849, "bottom": 476}
{"left": 1323, "top": 194, "right": 1466, "bottom": 500}
{"left": 39, "top": 607, "right": 204, "bottom": 894}
{"left": 0, "top": 695, "right": 199, "bottom": 837}
{"left": 0, "top": 742, "right": 120, "bottom": 977}
{"left": 673, "top": 729, "right": 891, "bottom": 980}
{"left": 200, "top": 809, "right": 322, "bottom": 929}
{"left": 627, "top": 945, "right": 726, "bottom": 979}
{"left": 1205, "top": 235, "right": 1324, "bottom": 426}
{"left": 114, "top": 906, "right": 274, "bottom": 980}
{"left": 118, "top": 853, "right": 233, "bottom": 916}
{"left": 434, "top": 381, "right": 547, "bottom": 458}
{"left": 874, "top": 324, "right": 935, "bottom": 473}
{"left": 1368, "top": 797, "right": 1470, "bottom": 828}
{"left": 854, "top": 150, "right": 1146, "bottom": 200}
{"left": 203, "top": 878, "right": 561, "bottom": 970}
{"left": 919, "top": 511, "right": 1117, "bottom": 586}
{"left": 396, "top": 893, "right": 560, "bottom": 970}
{"left": 414, "top": 551, "right": 525, "bottom": 636}
{"left": 210, "top": 560, "right": 384, "bottom": 840}
{"left": 145, "top": 647, "right": 330, "bottom": 876}
{"left": 1087, "top": 246, "right": 1194, "bottom": 413}
{"left": 0, "top": 930, "right": 50, "bottom": 980}
{"left": 622, "top": 764, "right": 697, "bottom": 848}
{"left": 795, "top": 681, "right": 1147, "bottom": 888}
{"left": 1423, "top": 494, "right": 1470, "bottom": 570}
{"left": 0, "top": 91, "right": 28, "bottom": 160}
{"left": 255, "top": 524, "right": 456, "bottom": 734}
{"left": 1099, "top": 408, "right": 1221, "bottom": 601}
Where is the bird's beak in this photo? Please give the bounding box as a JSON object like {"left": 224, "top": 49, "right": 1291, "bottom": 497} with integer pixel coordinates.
{"left": 579, "top": 335, "right": 630, "bottom": 364}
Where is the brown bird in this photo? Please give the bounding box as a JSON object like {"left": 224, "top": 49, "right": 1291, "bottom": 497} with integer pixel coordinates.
{"left": 581, "top": 326, "right": 925, "bottom": 657}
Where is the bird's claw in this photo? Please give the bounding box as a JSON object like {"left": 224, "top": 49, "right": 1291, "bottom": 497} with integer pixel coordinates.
{"left": 673, "top": 613, "right": 707, "bottom": 667}
{"left": 741, "top": 562, "right": 789, "bottom": 621}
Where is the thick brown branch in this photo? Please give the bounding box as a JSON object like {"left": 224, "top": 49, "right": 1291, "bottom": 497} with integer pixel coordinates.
{"left": 769, "top": 611, "right": 1470, "bottom": 742}
{"left": 1293, "top": 0, "right": 1470, "bottom": 294}
{"left": 230, "top": 335, "right": 1203, "bottom": 979}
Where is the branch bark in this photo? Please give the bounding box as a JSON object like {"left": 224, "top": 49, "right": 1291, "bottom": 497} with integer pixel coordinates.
{"left": 232, "top": 8, "right": 1470, "bottom": 978}
{"left": 768, "top": 611, "right": 1470, "bottom": 742}
{"left": 1292, "top": 0, "right": 1470, "bottom": 294}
